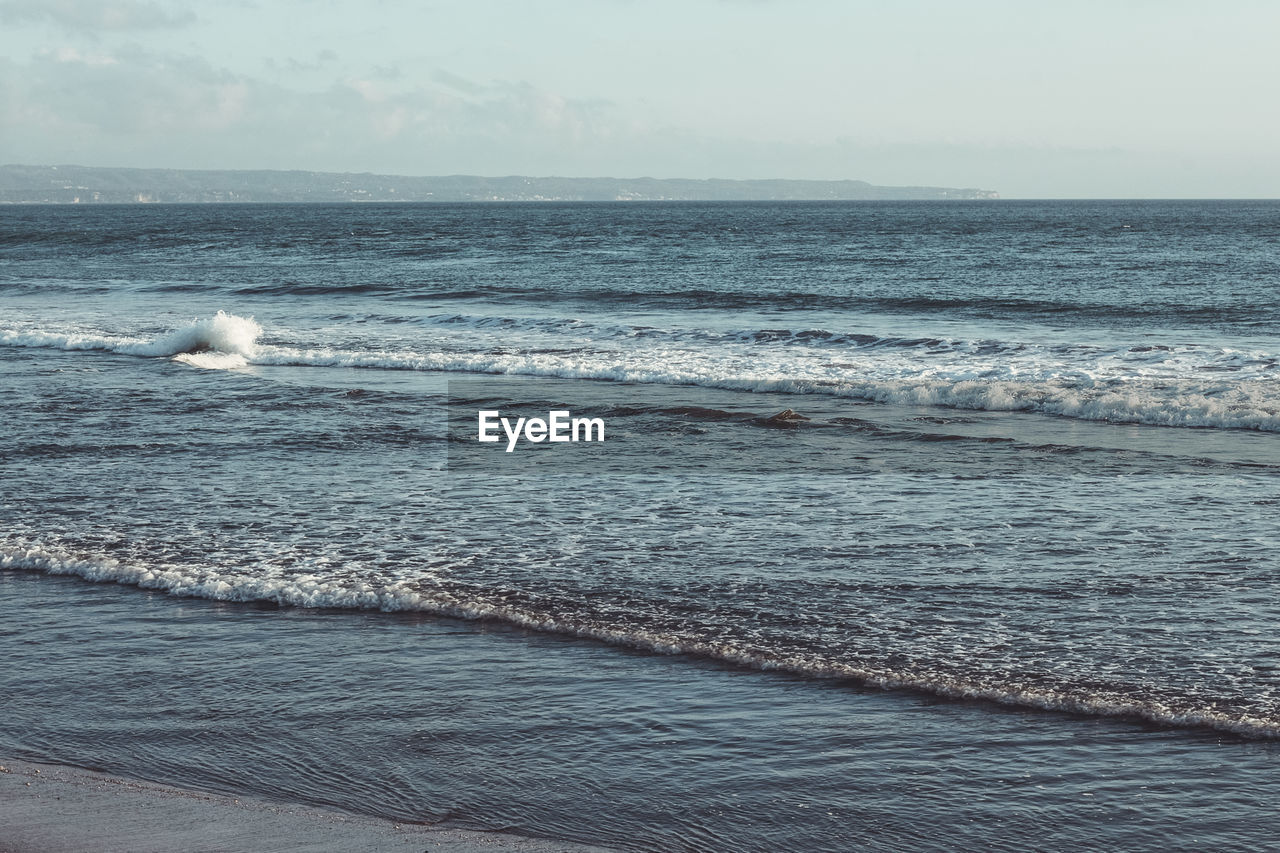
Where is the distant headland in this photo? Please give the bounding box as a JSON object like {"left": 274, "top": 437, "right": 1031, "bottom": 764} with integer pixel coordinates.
{"left": 0, "top": 165, "right": 999, "bottom": 204}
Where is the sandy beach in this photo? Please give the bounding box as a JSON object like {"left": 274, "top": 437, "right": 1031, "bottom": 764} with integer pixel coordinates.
{"left": 0, "top": 758, "right": 611, "bottom": 853}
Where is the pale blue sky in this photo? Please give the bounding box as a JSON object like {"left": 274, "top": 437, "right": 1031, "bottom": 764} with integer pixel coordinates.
{"left": 2, "top": 0, "right": 1278, "bottom": 197}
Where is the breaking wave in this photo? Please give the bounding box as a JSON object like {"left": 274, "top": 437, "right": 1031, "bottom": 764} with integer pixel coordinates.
{"left": 3, "top": 312, "right": 1278, "bottom": 429}
{"left": 0, "top": 310, "right": 260, "bottom": 369}
{"left": 3, "top": 541, "right": 1277, "bottom": 740}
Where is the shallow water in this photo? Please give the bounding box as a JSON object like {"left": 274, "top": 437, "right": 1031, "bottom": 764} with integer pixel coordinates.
{"left": 4, "top": 571, "right": 1277, "bottom": 852}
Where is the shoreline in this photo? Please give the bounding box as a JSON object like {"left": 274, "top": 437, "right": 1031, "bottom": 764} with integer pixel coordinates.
{"left": 0, "top": 757, "right": 612, "bottom": 853}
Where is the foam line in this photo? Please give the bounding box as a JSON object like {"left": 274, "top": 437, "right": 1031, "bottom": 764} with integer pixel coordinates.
{"left": 4, "top": 313, "right": 1277, "bottom": 429}
{"left": 4, "top": 543, "right": 1278, "bottom": 740}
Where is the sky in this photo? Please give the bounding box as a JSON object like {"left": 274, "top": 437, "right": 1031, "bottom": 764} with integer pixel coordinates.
{"left": 2, "top": 0, "right": 1278, "bottom": 197}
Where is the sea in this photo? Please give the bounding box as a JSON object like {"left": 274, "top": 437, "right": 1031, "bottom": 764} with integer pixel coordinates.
{"left": 2, "top": 200, "right": 1279, "bottom": 851}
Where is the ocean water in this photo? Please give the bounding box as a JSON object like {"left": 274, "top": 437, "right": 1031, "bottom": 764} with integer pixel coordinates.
{"left": 2, "top": 201, "right": 1279, "bottom": 850}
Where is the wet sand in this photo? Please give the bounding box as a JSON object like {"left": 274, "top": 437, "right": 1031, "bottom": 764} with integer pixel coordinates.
{"left": 0, "top": 758, "right": 611, "bottom": 853}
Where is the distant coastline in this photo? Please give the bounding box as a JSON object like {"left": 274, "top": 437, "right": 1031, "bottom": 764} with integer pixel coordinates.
{"left": 0, "top": 164, "right": 999, "bottom": 204}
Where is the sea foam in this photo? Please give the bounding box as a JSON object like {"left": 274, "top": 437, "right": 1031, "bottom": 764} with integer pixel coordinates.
{"left": 4, "top": 312, "right": 1279, "bottom": 428}
{"left": 0, "top": 310, "right": 261, "bottom": 368}
{"left": 145, "top": 311, "right": 261, "bottom": 361}
{"left": 4, "top": 540, "right": 1279, "bottom": 741}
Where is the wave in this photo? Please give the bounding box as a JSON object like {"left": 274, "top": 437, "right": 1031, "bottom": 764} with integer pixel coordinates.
{"left": 13, "top": 271, "right": 1277, "bottom": 331}
{"left": 5, "top": 313, "right": 1279, "bottom": 430}
{"left": 65, "top": 276, "right": 1267, "bottom": 326}
{"left": 4, "top": 541, "right": 1277, "bottom": 740}
{"left": 244, "top": 347, "right": 1280, "bottom": 431}
{"left": 421, "top": 290, "right": 1280, "bottom": 330}
{"left": 3, "top": 309, "right": 1272, "bottom": 365}
{"left": 0, "top": 310, "right": 259, "bottom": 368}
{"left": 409, "top": 312, "right": 1280, "bottom": 369}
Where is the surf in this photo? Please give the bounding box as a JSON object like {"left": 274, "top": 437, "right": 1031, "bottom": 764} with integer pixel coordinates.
{"left": 0, "top": 310, "right": 261, "bottom": 369}
{"left": 4, "top": 311, "right": 1279, "bottom": 429}
{"left": 5, "top": 538, "right": 1279, "bottom": 741}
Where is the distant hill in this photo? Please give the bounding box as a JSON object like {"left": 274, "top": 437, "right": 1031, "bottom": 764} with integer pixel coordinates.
{"left": 0, "top": 165, "right": 998, "bottom": 204}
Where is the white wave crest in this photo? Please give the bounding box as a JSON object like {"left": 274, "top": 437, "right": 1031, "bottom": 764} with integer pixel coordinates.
{"left": 244, "top": 343, "right": 1280, "bottom": 431}
{"left": 143, "top": 311, "right": 261, "bottom": 360}
{"left": 5, "top": 542, "right": 1280, "bottom": 740}
{"left": 0, "top": 311, "right": 260, "bottom": 368}
{"left": 4, "top": 313, "right": 1278, "bottom": 427}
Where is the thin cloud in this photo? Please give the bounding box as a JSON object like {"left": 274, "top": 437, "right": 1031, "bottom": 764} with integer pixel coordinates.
{"left": 1, "top": 46, "right": 634, "bottom": 175}
{"left": 0, "top": 0, "right": 196, "bottom": 33}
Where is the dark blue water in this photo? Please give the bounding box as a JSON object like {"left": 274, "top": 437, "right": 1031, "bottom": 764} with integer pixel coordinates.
{"left": 2, "top": 201, "right": 1279, "bottom": 850}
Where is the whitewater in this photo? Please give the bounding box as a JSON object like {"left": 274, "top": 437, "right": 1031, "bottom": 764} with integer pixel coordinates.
{"left": 4, "top": 308, "right": 1278, "bottom": 431}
